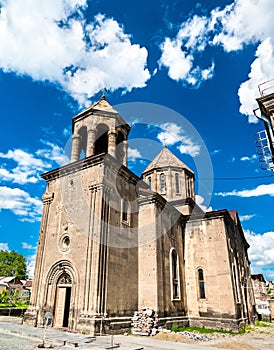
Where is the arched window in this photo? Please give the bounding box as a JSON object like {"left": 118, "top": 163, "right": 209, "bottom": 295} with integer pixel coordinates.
{"left": 78, "top": 126, "right": 88, "bottom": 160}
{"left": 175, "top": 173, "right": 180, "bottom": 193}
{"left": 148, "top": 177, "right": 152, "bottom": 191}
{"left": 94, "top": 124, "right": 109, "bottom": 156}
{"left": 170, "top": 249, "right": 180, "bottom": 300}
{"left": 160, "top": 173, "right": 165, "bottom": 194}
{"left": 198, "top": 268, "right": 206, "bottom": 299}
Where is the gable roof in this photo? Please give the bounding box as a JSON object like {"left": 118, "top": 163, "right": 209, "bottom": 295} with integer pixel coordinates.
{"left": 142, "top": 146, "right": 193, "bottom": 174}
{"left": 0, "top": 276, "right": 23, "bottom": 285}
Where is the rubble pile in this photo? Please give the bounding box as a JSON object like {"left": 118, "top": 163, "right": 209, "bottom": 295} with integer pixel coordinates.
{"left": 131, "top": 307, "right": 158, "bottom": 336}
{"left": 178, "top": 331, "right": 210, "bottom": 342}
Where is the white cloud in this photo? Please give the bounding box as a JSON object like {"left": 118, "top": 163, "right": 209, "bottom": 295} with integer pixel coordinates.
{"left": 240, "top": 154, "right": 257, "bottom": 162}
{"left": 0, "top": 141, "right": 68, "bottom": 221}
{"left": 0, "top": 243, "right": 9, "bottom": 251}
{"left": 239, "top": 214, "right": 255, "bottom": 221}
{"left": 36, "top": 140, "right": 69, "bottom": 166}
{"left": 212, "top": 0, "right": 274, "bottom": 122}
{"left": 216, "top": 183, "right": 274, "bottom": 197}
{"left": 159, "top": 0, "right": 274, "bottom": 122}
{"left": 26, "top": 253, "right": 36, "bottom": 279}
{"left": 159, "top": 15, "right": 214, "bottom": 87}
{"left": 128, "top": 147, "right": 142, "bottom": 161}
{"left": 159, "top": 38, "right": 193, "bottom": 81}
{"left": 0, "top": 149, "right": 51, "bottom": 184}
{"left": 195, "top": 194, "right": 212, "bottom": 212}
{"left": 0, "top": 186, "right": 42, "bottom": 222}
{"left": 0, "top": 149, "right": 47, "bottom": 169}
{"left": 63, "top": 128, "right": 71, "bottom": 137}
{"left": 210, "top": 149, "right": 221, "bottom": 155}
{"left": 238, "top": 39, "right": 274, "bottom": 122}
{"left": 22, "top": 242, "right": 36, "bottom": 250}
{"left": 245, "top": 230, "right": 274, "bottom": 269}
{"left": 0, "top": 141, "right": 68, "bottom": 185}
{"left": 157, "top": 122, "right": 201, "bottom": 157}
{"left": 0, "top": 1, "right": 150, "bottom": 106}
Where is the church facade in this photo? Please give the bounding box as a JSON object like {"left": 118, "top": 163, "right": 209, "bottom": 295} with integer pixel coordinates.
{"left": 24, "top": 97, "right": 255, "bottom": 334}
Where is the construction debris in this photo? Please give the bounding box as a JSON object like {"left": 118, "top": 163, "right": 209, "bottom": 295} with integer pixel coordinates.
{"left": 131, "top": 307, "right": 158, "bottom": 336}
{"left": 177, "top": 331, "right": 210, "bottom": 342}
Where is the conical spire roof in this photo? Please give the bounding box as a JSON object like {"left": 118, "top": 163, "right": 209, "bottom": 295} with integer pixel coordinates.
{"left": 143, "top": 146, "right": 193, "bottom": 174}
{"left": 89, "top": 96, "right": 119, "bottom": 114}
{"left": 73, "top": 95, "right": 128, "bottom": 128}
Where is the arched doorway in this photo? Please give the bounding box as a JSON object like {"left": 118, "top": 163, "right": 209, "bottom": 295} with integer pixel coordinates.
{"left": 54, "top": 273, "right": 72, "bottom": 328}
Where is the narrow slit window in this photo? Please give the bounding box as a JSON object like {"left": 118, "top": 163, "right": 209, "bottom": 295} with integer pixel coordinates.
{"left": 170, "top": 249, "right": 180, "bottom": 300}
{"left": 148, "top": 177, "right": 152, "bottom": 191}
{"left": 233, "top": 263, "right": 240, "bottom": 303}
{"left": 198, "top": 268, "right": 206, "bottom": 299}
{"left": 160, "top": 174, "right": 165, "bottom": 194}
{"left": 186, "top": 174, "right": 192, "bottom": 197}
{"left": 122, "top": 200, "right": 128, "bottom": 222}
{"left": 175, "top": 173, "right": 180, "bottom": 193}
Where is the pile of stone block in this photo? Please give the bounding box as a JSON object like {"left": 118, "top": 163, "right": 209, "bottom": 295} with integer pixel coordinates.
{"left": 178, "top": 331, "right": 210, "bottom": 341}
{"left": 131, "top": 307, "right": 158, "bottom": 336}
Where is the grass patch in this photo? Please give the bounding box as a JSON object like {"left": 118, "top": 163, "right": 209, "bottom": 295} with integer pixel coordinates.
{"left": 255, "top": 320, "right": 271, "bottom": 327}
{"left": 0, "top": 303, "right": 29, "bottom": 308}
{"left": 179, "top": 326, "right": 239, "bottom": 335}
{"left": 245, "top": 324, "right": 254, "bottom": 331}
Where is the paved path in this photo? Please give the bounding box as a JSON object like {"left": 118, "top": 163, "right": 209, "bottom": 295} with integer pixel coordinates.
{"left": 0, "top": 317, "right": 219, "bottom": 350}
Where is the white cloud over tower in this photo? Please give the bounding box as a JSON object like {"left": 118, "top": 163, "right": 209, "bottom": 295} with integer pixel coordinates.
{"left": 159, "top": 0, "right": 274, "bottom": 122}
{"left": 0, "top": 0, "right": 150, "bottom": 106}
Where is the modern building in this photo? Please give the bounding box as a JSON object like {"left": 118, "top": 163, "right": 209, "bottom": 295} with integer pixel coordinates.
{"left": 251, "top": 274, "right": 271, "bottom": 321}
{"left": 24, "top": 97, "right": 255, "bottom": 334}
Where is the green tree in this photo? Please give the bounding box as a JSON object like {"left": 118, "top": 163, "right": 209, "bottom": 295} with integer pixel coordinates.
{"left": 0, "top": 250, "right": 28, "bottom": 280}
{"left": 0, "top": 290, "right": 8, "bottom": 304}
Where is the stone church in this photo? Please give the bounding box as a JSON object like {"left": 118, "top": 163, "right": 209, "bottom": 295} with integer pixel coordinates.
{"left": 24, "top": 96, "right": 255, "bottom": 334}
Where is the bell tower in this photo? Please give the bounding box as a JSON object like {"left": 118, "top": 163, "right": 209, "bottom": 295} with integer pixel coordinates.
{"left": 70, "top": 95, "right": 130, "bottom": 166}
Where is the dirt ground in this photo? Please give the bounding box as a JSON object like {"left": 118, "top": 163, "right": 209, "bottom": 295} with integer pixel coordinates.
{"left": 154, "top": 322, "right": 274, "bottom": 350}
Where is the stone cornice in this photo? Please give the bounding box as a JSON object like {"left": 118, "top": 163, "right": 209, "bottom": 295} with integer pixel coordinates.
{"left": 88, "top": 183, "right": 111, "bottom": 193}
{"left": 186, "top": 209, "right": 250, "bottom": 249}
{"left": 138, "top": 190, "right": 185, "bottom": 222}
{"left": 41, "top": 153, "right": 142, "bottom": 186}
{"left": 41, "top": 153, "right": 106, "bottom": 181}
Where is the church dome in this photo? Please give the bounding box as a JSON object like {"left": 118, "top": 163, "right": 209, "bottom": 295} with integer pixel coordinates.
{"left": 141, "top": 146, "right": 195, "bottom": 214}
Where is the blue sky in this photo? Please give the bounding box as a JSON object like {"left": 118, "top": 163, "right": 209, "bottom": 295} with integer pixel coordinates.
{"left": 0, "top": 0, "right": 274, "bottom": 279}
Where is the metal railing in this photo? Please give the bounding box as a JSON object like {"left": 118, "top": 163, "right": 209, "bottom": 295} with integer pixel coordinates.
{"left": 255, "top": 130, "right": 274, "bottom": 171}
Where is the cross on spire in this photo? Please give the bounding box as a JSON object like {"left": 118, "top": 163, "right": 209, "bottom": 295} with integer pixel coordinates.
{"left": 101, "top": 87, "right": 107, "bottom": 99}
{"left": 162, "top": 136, "right": 167, "bottom": 147}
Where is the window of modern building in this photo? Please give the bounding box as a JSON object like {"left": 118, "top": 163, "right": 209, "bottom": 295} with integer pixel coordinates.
{"left": 160, "top": 173, "right": 165, "bottom": 194}
{"left": 175, "top": 173, "right": 180, "bottom": 193}
{"left": 170, "top": 249, "right": 180, "bottom": 300}
{"left": 198, "top": 268, "right": 206, "bottom": 299}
